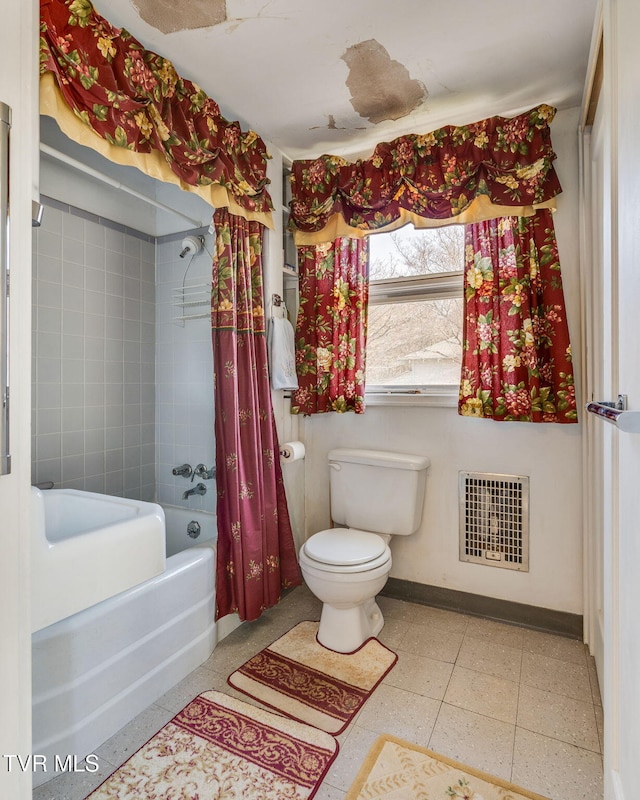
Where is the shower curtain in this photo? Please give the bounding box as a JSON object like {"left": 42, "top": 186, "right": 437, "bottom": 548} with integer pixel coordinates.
{"left": 211, "top": 208, "right": 301, "bottom": 622}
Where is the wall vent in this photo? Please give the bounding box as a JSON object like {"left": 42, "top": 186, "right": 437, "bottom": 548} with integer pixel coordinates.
{"left": 459, "top": 472, "right": 529, "bottom": 571}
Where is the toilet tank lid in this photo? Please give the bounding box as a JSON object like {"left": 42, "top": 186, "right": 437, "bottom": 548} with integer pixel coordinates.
{"left": 328, "top": 448, "right": 430, "bottom": 471}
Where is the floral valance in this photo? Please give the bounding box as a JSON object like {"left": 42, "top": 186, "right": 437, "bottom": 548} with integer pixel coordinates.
{"left": 289, "top": 105, "right": 561, "bottom": 245}
{"left": 39, "top": 0, "right": 274, "bottom": 227}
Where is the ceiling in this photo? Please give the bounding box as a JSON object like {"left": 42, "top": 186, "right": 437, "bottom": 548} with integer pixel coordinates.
{"left": 99, "top": 0, "right": 599, "bottom": 162}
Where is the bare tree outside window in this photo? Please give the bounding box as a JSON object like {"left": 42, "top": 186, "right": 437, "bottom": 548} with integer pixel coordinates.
{"left": 369, "top": 225, "right": 464, "bottom": 280}
{"left": 366, "top": 225, "right": 465, "bottom": 388}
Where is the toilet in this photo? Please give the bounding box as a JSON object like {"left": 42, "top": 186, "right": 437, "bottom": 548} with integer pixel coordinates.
{"left": 300, "top": 448, "right": 430, "bottom": 653}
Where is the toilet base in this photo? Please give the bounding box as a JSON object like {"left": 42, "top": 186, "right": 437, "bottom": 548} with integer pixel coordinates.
{"left": 317, "top": 598, "right": 384, "bottom": 653}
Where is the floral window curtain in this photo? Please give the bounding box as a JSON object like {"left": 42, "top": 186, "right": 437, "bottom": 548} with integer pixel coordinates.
{"left": 291, "top": 238, "right": 369, "bottom": 415}
{"left": 288, "top": 105, "right": 561, "bottom": 246}
{"left": 40, "top": 0, "right": 273, "bottom": 225}
{"left": 212, "top": 209, "right": 301, "bottom": 621}
{"left": 459, "top": 209, "right": 577, "bottom": 423}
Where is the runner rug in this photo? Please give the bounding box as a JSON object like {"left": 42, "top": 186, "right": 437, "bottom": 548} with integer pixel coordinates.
{"left": 228, "top": 620, "right": 397, "bottom": 735}
{"left": 345, "top": 734, "right": 551, "bottom": 800}
{"left": 84, "top": 690, "right": 338, "bottom": 800}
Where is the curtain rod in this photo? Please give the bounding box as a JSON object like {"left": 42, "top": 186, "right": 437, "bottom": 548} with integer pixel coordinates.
{"left": 39, "top": 143, "right": 206, "bottom": 228}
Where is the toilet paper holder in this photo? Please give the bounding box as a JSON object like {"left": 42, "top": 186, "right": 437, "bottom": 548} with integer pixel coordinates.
{"left": 279, "top": 441, "right": 305, "bottom": 461}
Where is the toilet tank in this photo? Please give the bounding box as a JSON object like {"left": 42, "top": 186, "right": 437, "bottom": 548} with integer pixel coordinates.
{"left": 329, "top": 448, "right": 430, "bottom": 536}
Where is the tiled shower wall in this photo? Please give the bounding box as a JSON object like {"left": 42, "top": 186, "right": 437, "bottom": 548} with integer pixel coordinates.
{"left": 155, "top": 232, "right": 215, "bottom": 511}
{"left": 31, "top": 198, "right": 156, "bottom": 500}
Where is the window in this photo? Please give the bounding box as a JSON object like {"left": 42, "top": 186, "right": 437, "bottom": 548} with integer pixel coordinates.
{"left": 366, "top": 225, "right": 465, "bottom": 404}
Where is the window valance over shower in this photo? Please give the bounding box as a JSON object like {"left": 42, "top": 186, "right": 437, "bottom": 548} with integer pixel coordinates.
{"left": 288, "top": 105, "right": 561, "bottom": 246}
{"left": 39, "top": 0, "right": 274, "bottom": 227}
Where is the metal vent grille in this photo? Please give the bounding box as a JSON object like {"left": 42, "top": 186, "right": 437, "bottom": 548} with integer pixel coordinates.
{"left": 459, "top": 472, "right": 529, "bottom": 571}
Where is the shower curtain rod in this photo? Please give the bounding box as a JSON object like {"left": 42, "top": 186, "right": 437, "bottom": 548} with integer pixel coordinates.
{"left": 40, "top": 143, "right": 206, "bottom": 228}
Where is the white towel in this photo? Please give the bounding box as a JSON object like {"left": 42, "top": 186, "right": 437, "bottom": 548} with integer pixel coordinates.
{"left": 268, "top": 315, "right": 299, "bottom": 390}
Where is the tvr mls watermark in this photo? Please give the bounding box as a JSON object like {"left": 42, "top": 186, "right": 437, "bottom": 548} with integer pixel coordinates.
{"left": 2, "top": 754, "right": 99, "bottom": 773}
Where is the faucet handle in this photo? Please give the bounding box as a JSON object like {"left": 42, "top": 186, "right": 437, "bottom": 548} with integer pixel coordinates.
{"left": 172, "top": 463, "right": 193, "bottom": 478}
{"left": 192, "top": 463, "right": 215, "bottom": 481}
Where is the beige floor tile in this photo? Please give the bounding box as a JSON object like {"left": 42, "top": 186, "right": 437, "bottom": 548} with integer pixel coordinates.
{"left": 270, "top": 596, "right": 322, "bottom": 629}
{"left": 521, "top": 651, "right": 593, "bottom": 703}
{"left": 443, "top": 665, "right": 519, "bottom": 724}
{"left": 522, "top": 629, "right": 588, "bottom": 665}
{"left": 93, "top": 703, "right": 175, "bottom": 767}
{"left": 428, "top": 702, "right": 515, "bottom": 782}
{"left": 457, "top": 634, "right": 522, "bottom": 682}
{"left": 321, "top": 725, "right": 380, "bottom": 792}
{"left": 588, "top": 656, "right": 603, "bottom": 706}
{"left": 203, "top": 632, "right": 268, "bottom": 675}
{"left": 356, "top": 683, "right": 441, "bottom": 745}
{"left": 35, "top": 588, "right": 603, "bottom": 800}
{"left": 314, "top": 782, "right": 347, "bottom": 800}
{"left": 512, "top": 726, "right": 604, "bottom": 800}
{"left": 594, "top": 702, "right": 604, "bottom": 754}
{"left": 405, "top": 603, "right": 470, "bottom": 635}
{"left": 464, "top": 616, "right": 525, "bottom": 649}
{"left": 517, "top": 684, "right": 600, "bottom": 752}
{"left": 376, "top": 616, "right": 409, "bottom": 650}
{"left": 399, "top": 621, "right": 464, "bottom": 663}
{"left": 280, "top": 581, "right": 318, "bottom": 609}
{"left": 32, "top": 757, "right": 118, "bottom": 800}
{"left": 154, "top": 664, "right": 223, "bottom": 714}
{"left": 383, "top": 649, "right": 454, "bottom": 700}
{"left": 377, "top": 595, "right": 417, "bottom": 622}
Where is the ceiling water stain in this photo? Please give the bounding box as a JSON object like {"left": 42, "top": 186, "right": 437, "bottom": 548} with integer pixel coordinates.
{"left": 309, "top": 115, "right": 367, "bottom": 132}
{"left": 131, "top": 0, "right": 227, "bottom": 34}
{"left": 341, "top": 39, "right": 427, "bottom": 124}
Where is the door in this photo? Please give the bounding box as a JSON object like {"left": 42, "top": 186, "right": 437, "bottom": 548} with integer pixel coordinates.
{"left": 0, "top": 1, "right": 38, "bottom": 798}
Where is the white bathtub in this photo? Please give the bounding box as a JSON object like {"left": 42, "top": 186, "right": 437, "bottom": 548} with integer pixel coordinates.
{"left": 163, "top": 504, "right": 217, "bottom": 557}
{"left": 31, "top": 504, "right": 218, "bottom": 787}
{"left": 31, "top": 487, "right": 166, "bottom": 633}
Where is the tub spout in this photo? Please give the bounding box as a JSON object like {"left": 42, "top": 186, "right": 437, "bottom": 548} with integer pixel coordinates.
{"left": 183, "top": 482, "right": 207, "bottom": 500}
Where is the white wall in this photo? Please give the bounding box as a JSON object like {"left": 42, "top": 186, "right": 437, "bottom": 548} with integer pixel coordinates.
{"left": 301, "top": 106, "right": 584, "bottom": 614}
{"left": 40, "top": 116, "right": 212, "bottom": 238}
{"left": 262, "top": 147, "right": 306, "bottom": 555}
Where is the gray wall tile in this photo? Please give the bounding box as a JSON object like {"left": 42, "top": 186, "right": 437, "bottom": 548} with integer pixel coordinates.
{"left": 32, "top": 204, "right": 155, "bottom": 499}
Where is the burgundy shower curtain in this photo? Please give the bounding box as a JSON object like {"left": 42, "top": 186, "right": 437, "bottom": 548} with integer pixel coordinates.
{"left": 212, "top": 209, "right": 301, "bottom": 622}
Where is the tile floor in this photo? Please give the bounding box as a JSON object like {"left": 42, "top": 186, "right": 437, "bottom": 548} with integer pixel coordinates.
{"left": 34, "top": 585, "right": 604, "bottom": 800}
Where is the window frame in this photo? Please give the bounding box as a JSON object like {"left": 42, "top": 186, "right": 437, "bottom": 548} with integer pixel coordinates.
{"left": 365, "top": 268, "right": 465, "bottom": 407}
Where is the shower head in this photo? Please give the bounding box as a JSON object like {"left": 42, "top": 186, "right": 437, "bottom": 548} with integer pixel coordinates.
{"left": 179, "top": 234, "right": 204, "bottom": 259}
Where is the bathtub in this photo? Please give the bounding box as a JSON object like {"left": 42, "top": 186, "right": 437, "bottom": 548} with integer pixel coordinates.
{"left": 31, "top": 487, "right": 166, "bottom": 633}
{"left": 163, "top": 503, "right": 217, "bottom": 556}
{"left": 31, "top": 504, "right": 218, "bottom": 787}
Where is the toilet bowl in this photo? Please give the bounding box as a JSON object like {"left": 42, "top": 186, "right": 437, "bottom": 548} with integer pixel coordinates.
{"left": 299, "top": 528, "right": 392, "bottom": 653}
{"left": 302, "top": 448, "right": 429, "bottom": 653}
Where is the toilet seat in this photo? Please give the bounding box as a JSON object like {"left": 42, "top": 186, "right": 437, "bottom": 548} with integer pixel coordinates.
{"left": 301, "top": 529, "right": 391, "bottom": 574}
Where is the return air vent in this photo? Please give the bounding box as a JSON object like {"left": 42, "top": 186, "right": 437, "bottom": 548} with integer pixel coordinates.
{"left": 459, "top": 472, "right": 529, "bottom": 571}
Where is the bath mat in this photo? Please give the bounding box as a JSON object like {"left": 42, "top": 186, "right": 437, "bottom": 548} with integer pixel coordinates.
{"left": 228, "top": 620, "right": 397, "bottom": 735}
{"left": 84, "top": 690, "right": 338, "bottom": 800}
{"left": 345, "top": 734, "right": 550, "bottom": 800}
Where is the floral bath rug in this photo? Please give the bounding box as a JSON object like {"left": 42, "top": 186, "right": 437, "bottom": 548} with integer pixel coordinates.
{"left": 84, "top": 690, "right": 338, "bottom": 799}
{"left": 228, "top": 620, "right": 398, "bottom": 735}
{"left": 345, "top": 734, "right": 550, "bottom": 799}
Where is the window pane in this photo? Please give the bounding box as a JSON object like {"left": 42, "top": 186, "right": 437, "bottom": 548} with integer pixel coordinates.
{"left": 368, "top": 225, "right": 464, "bottom": 280}
{"left": 366, "top": 298, "right": 463, "bottom": 386}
